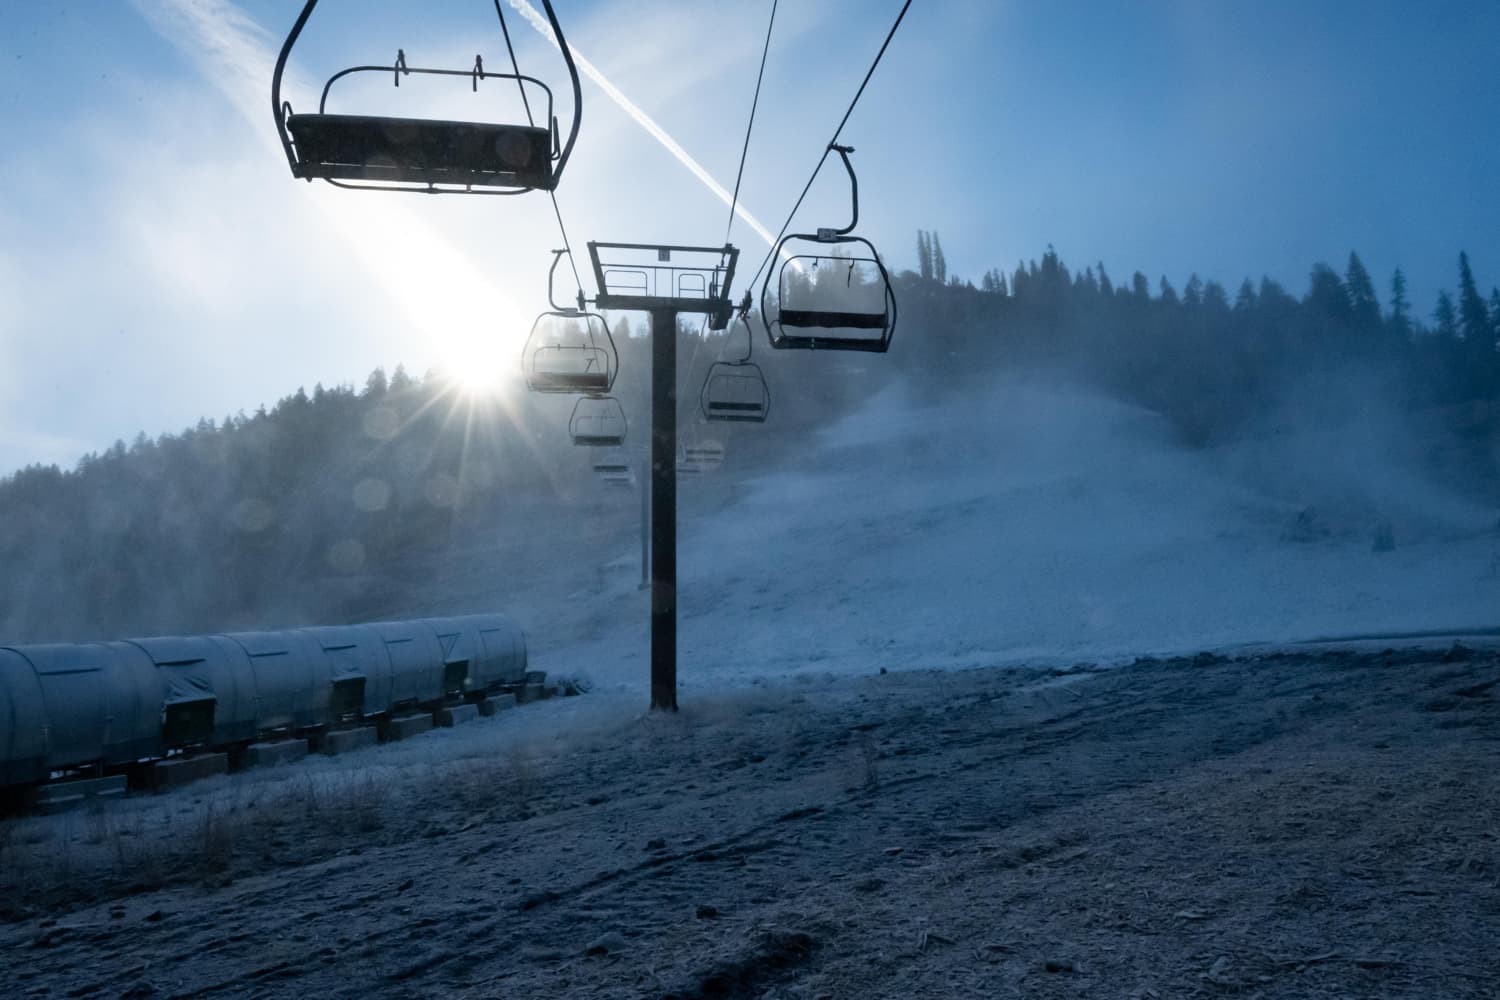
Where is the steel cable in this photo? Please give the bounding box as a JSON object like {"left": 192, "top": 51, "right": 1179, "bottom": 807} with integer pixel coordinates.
{"left": 745, "top": 0, "right": 913, "bottom": 293}
{"left": 495, "top": 0, "right": 585, "bottom": 297}
{"left": 723, "top": 0, "right": 779, "bottom": 246}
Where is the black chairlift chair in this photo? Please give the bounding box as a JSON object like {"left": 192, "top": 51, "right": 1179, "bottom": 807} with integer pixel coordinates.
{"left": 761, "top": 145, "right": 897, "bottom": 352}
{"left": 524, "top": 316, "right": 616, "bottom": 393}
{"left": 677, "top": 438, "right": 724, "bottom": 477}
{"left": 591, "top": 447, "right": 634, "bottom": 485}
{"left": 701, "top": 312, "right": 770, "bottom": 423}
{"left": 524, "top": 249, "right": 618, "bottom": 393}
{"left": 569, "top": 396, "right": 628, "bottom": 448}
{"left": 271, "top": 0, "right": 582, "bottom": 194}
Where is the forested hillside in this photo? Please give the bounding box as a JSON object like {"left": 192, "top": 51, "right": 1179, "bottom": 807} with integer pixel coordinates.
{"left": 2, "top": 243, "right": 1497, "bottom": 642}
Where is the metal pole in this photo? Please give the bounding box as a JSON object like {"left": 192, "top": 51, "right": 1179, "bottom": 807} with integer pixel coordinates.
{"left": 649, "top": 307, "right": 679, "bottom": 711}
{"left": 638, "top": 446, "right": 649, "bottom": 591}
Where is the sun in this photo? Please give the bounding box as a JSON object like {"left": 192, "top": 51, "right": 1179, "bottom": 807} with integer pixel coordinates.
{"left": 429, "top": 301, "right": 528, "bottom": 401}
{"left": 448, "top": 352, "right": 513, "bottom": 399}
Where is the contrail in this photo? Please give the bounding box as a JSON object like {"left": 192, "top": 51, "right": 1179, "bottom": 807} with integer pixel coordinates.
{"left": 506, "top": 0, "right": 781, "bottom": 254}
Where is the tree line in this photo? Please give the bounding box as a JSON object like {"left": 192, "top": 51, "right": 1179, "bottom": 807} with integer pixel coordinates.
{"left": 903, "top": 234, "right": 1500, "bottom": 443}
{"left": 1, "top": 239, "right": 1495, "bottom": 640}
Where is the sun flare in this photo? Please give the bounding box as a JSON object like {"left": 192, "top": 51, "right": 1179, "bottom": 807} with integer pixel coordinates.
{"left": 437, "top": 328, "right": 522, "bottom": 401}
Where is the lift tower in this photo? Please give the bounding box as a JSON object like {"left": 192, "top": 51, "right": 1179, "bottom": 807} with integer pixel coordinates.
{"left": 587, "top": 242, "right": 738, "bottom": 710}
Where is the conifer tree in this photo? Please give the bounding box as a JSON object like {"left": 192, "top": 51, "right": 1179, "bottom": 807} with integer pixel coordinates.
{"left": 1306, "top": 263, "right": 1350, "bottom": 324}
{"left": 1080, "top": 266, "right": 1095, "bottom": 292}
{"left": 1259, "top": 277, "right": 1291, "bottom": 305}
{"left": 1433, "top": 290, "right": 1459, "bottom": 339}
{"left": 932, "top": 232, "right": 948, "bottom": 284}
{"left": 1457, "top": 252, "right": 1492, "bottom": 346}
{"left": 1389, "top": 269, "right": 1411, "bottom": 337}
{"left": 1234, "top": 279, "right": 1256, "bottom": 312}
{"left": 1131, "top": 272, "right": 1150, "bottom": 299}
{"left": 916, "top": 230, "right": 932, "bottom": 280}
{"left": 1158, "top": 276, "right": 1179, "bottom": 305}
{"left": 1183, "top": 274, "right": 1204, "bottom": 307}
{"left": 1097, "top": 262, "right": 1113, "bottom": 295}
{"left": 1344, "top": 252, "right": 1380, "bottom": 330}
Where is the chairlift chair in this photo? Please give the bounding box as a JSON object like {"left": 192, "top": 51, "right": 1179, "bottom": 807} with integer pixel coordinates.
{"left": 271, "top": 0, "right": 582, "bottom": 194}
{"left": 701, "top": 314, "right": 770, "bottom": 423}
{"left": 591, "top": 447, "right": 634, "bottom": 485}
{"left": 678, "top": 438, "right": 724, "bottom": 476}
{"left": 523, "top": 310, "right": 618, "bottom": 394}
{"left": 569, "top": 396, "right": 628, "bottom": 448}
{"left": 761, "top": 145, "right": 897, "bottom": 352}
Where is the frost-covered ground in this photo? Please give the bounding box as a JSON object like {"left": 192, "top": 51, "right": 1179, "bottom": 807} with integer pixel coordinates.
{"left": 3, "top": 646, "right": 1498, "bottom": 998}
{"left": 4, "top": 375, "right": 1499, "bottom": 998}
{"left": 539, "top": 376, "right": 1500, "bottom": 693}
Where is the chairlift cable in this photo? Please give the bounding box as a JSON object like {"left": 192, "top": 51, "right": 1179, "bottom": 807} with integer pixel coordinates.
{"left": 494, "top": 0, "right": 586, "bottom": 295}
{"left": 746, "top": 0, "right": 913, "bottom": 292}
{"left": 546, "top": 192, "right": 586, "bottom": 295}
{"left": 493, "top": 0, "right": 535, "bottom": 123}
{"left": 685, "top": 311, "right": 712, "bottom": 399}
{"left": 723, "top": 0, "right": 778, "bottom": 246}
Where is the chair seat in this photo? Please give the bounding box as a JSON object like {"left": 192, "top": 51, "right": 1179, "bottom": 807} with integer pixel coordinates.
{"left": 573, "top": 434, "right": 625, "bottom": 447}
{"left": 777, "top": 307, "right": 888, "bottom": 330}
{"left": 706, "top": 400, "right": 766, "bottom": 423}
{"left": 287, "top": 114, "right": 554, "bottom": 190}
{"left": 530, "top": 371, "right": 611, "bottom": 392}
{"left": 768, "top": 334, "right": 890, "bottom": 353}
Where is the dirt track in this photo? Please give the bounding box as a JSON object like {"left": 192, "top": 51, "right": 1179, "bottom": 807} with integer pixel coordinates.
{"left": 3, "top": 644, "right": 1498, "bottom": 999}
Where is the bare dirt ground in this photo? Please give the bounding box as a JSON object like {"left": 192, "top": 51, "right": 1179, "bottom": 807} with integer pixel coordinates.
{"left": 3, "top": 644, "right": 1498, "bottom": 999}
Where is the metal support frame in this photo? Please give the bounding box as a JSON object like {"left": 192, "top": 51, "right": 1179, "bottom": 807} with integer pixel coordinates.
{"left": 639, "top": 448, "right": 650, "bottom": 593}
{"left": 587, "top": 241, "right": 737, "bottom": 711}
{"left": 648, "top": 306, "right": 679, "bottom": 711}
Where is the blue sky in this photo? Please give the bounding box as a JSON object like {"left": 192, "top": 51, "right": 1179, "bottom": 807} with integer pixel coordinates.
{"left": 1, "top": 0, "right": 1498, "bottom": 475}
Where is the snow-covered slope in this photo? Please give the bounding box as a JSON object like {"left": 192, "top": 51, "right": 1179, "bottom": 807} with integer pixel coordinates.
{"left": 539, "top": 376, "right": 1500, "bottom": 693}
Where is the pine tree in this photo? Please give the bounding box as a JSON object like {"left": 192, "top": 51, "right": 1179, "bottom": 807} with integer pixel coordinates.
{"left": 1457, "top": 251, "right": 1492, "bottom": 345}
{"left": 1433, "top": 290, "right": 1459, "bottom": 339}
{"left": 1131, "top": 272, "right": 1150, "bottom": 299}
{"left": 932, "top": 232, "right": 948, "bottom": 284}
{"left": 1158, "top": 276, "right": 1179, "bottom": 305}
{"left": 1259, "top": 277, "right": 1291, "bottom": 304}
{"left": 916, "top": 230, "right": 932, "bottom": 281}
{"left": 1344, "top": 252, "right": 1380, "bottom": 330}
{"left": 1234, "top": 279, "right": 1256, "bottom": 312}
{"left": 1183, "top": 274, "right": 1204, "bottom": 307}
{"left": 1389, "top": 269, "right": 1411, "bottom": 336}
{"left": 1074, "top": 266, "right": 1097, "bottom": 296}
{"left": 1306, "top": 263, "right": 1350, "bottom": 323}
{"left": 1096, "top": 262, "right": 1113, "bottom": 295}
{"left": 1490, "top": 288, "right": 1500, "bottom": 337}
